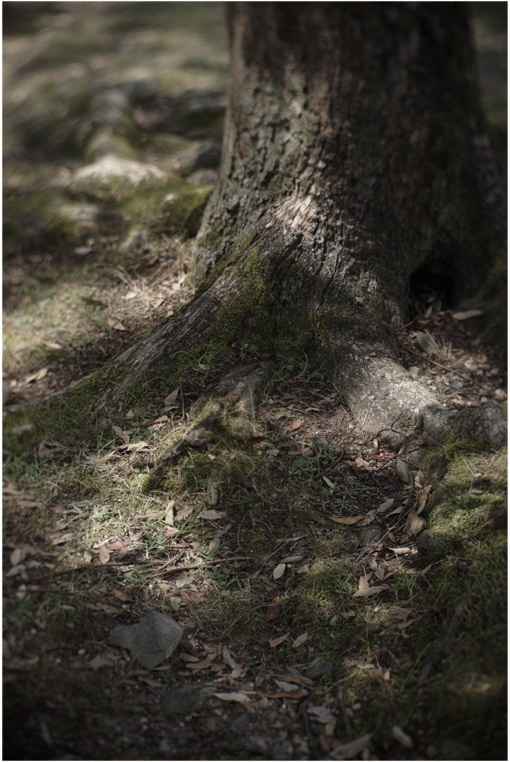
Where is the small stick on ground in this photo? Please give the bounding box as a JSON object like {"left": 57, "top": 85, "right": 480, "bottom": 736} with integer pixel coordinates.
{"left": 146, "top": 555, "right": 252, "bottom": 579}
{"left": 403, "top": 346, "right": 481, "bottom": 386}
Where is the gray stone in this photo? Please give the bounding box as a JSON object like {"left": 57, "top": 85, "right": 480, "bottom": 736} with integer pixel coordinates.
{"left": 109, "top": 610, "right": 183, "bottom": 669}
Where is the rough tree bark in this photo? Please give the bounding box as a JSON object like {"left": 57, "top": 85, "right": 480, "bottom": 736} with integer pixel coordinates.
{"left": 113, "top": 2, "right": 505, "bottom": 447}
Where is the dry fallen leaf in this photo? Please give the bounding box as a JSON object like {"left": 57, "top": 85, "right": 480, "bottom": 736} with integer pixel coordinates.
{"left": 416, "top": 485, "right": 432, "bottom": 515}
{"left": 222, "top": 647, "right": 242, "bottom": 672}
{"left": 200, "top": 510, "right": 226, "bottom": 521}
{"left": 105, "top": 540, "right": 129, "bottom": 551}
{"left": 392, "top": 726, "right": 414, "bottom": 749}
{"left": 273, "top": 563, "right": 286, "bottom": 580}
{"left": 274, "top": 679, "right": 301, "bottom": 692}
{"left": 37, "top": 440, "right": 63, "bottom": 460}
{"left": 407, "top": 510, "right": 426, "bottom": 536}
{"left": 106, "top": 318, "right": 127, "bottom": 331}
{"left": 213, "top": 691, "right": 251, "bottom": 703}
{"left": 291, "top": 418, "right": 303, "bottom": 430}
{"left": 88, "top": 654, "right": 115, "bottom": 670}
{"left": 138, "top": 676, "right": 164, "bottom": 688}
{"left": 307, "top": 705, "right": 335, "bottom": 723}
{"left": 10, "top": 547, "right": 26, "bottom": 566}
{"left": 175, "top": 506, "right": 193, "bottom": 523}
{"left": 99, "top": 546, "right": 110, "bottom": 565}
{"left": 265, "top": 597, "right": 281, "bottom": 621}
{"left": 331, "top": 734, "right": 372, "bottom": 758}
{"left": 293, "top": 632, "right": 309, "bottom": 648}
{"left": 330, "top": 515, "right": 363, "bottom": 525}
{"left": 377, "top": 498, "right": 394, "bottom": 513}
{"left": 163, "top": 388, "right": 179, "bottom": 407}
{"left": 322, "top": 475, "right": 336, "bottom": 489}
{"left": 113, "top": 425, "right": 130, "bottom": 444}
{"left": 26, "top": 367, "right": 49, "bottom": 383}
{"left": 207, "top": 480, "right": 220, "bottom": 506}
{"left": 269, "top": 632, "right": 290, "bottom": 648}
{"left": 353, "top": 575, "right": 386, "bottom": 597}
{"left": 112, "top": 590, "right": 130, "bottom": 602}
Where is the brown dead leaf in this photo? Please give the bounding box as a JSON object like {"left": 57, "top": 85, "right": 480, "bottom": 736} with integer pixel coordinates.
{"left": 163, "top": 388, "right": 179, "bottom": 407}
{"left": 330, "top": 515, "right": 363, "bottom": 525}
{"left": 138, "top": 676, "right": 164, "bottom": 688}
{"left": 291, "top": 418, "right": 303, "bottom": 430}
{"left": 269, "top": 632, "right": 290, "bottom": 649}
{"left": 37, "top": 440, "right": 63, "bottom": 460}
{"left": 392, "top": 726, "right": 414, "bottom": 749}
{"left": 416, "top": 485, "right": 432, "bottom": 515}
{"left": 88, "top": 654, "right": 115, "bottom": 670}
{"left": 322, "top": 475, "right": 336, "bottom": 489}
{"left": 293, "top": 632, "right": 309, "bottom": 648}
{"left": 331, "top": 734, "right": 372, "bottom": 758}
{"left": 124, "top": 441, "right": 149, "bottom": 452}
{"left": 179, "top": 653, "right": 201, "bottom": 663}
{"left": 26, "top": 367, "right": 49, "bottom": 383}
{"left": 265, "top": 596, "right": 281, "bottom": 621}
{"left": 273, "top": 563, "right": 286, "bottom": 580}
{"left": 50, "top": 532, "right": 75, "bottom": 545}
{"left": 106, "top": 318, "right": 127, "bottom": 331}
{"left": 353, "top": 575, "right": 386, "bottom": 597}
{"left": 280, "top": 554, "right": 304, "bottom": 564}
{"left": 98, "top": 546, "right": 110, "bottom": 564}
{"left": 406, "top": 510, "right": 426, "bottom": 536}
{"left": 10, "top": 547, "right": 27, "bottom": 566}
{"left": 187, "top": 655, "right": 217, "bottom": 671}
{"left": 377, "top": 498, "right": 394, "bottom": 513}
{"left": 105, "top": 540, "right": 129, "bottom": 551}
{"left": 355, "top": 457, "right": 371, "bottom": 469}
{"left": 213, "top": 691, "right": 251, "bottom": 703}
{"left": 112, "top": 590, "right": 131, "bottom": 602}
{"left": 113, "top": 425, "right": 130, "bottom": 444}
{"left": 200, "top": 510, "right": 226, "bottom": 520}
{"left": 175, "top": 506, "right": 194, "bottom": 523}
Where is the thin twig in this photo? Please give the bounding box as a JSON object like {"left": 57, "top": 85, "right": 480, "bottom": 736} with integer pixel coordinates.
{"left": 146, "top": 555, "right": 252, "bottom": 579}
{"left": 403, "top": 346, "right": 481, "bottom": 386}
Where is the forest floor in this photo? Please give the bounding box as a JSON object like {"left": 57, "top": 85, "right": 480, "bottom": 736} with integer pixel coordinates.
{"left": 3, "top": 4, "right": 507, "bottom": 761}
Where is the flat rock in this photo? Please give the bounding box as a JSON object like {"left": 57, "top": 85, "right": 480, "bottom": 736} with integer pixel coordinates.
{"left": 109, "top": 610, "right": 183, "bottom": 669}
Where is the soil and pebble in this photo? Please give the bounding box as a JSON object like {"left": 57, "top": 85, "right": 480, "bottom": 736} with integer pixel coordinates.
{"left": 3, "top": 3, "right": 507, "bottom": 761}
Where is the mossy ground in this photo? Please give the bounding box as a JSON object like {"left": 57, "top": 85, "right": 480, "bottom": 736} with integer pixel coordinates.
{"left": 3, "top": 3, "right": 507, "bottom": 761}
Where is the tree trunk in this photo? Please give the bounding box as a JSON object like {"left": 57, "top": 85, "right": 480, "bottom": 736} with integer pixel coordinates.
{"left": 111, "top": 2, "right": 505, "bottom": 446}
